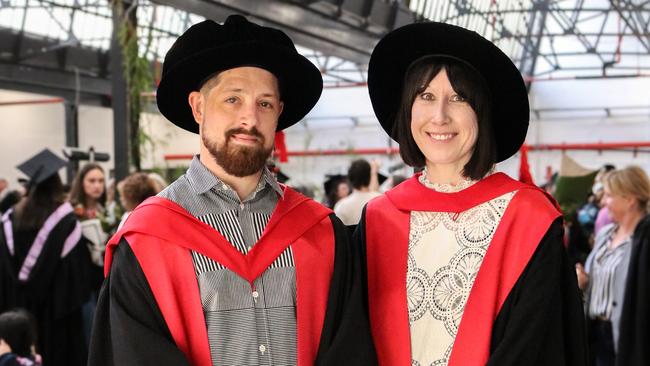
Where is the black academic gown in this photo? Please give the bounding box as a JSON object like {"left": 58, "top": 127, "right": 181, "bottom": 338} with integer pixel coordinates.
{"left": 354, "top": 173, "right": 589, "bottom": 366}
{"left": 0, "top": 207, "right": 99, "bottom": 366}
{"left": 616, "top": 214, "right": 650, "bottom": 366}
{"left": 88, "top": 194, "right": 377, "bottom": 366}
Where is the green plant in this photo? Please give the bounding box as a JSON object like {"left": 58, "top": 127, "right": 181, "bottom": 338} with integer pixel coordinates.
{"left": 114, "top": 0, "right": 155, "bottom": 171}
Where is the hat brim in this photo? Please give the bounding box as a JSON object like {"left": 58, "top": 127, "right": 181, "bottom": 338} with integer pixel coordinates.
{"left": 157, "top": 41, "right": 323, "bottom": 134}
{"left": 367, "top": 22, "right": 529, "bottom": 162}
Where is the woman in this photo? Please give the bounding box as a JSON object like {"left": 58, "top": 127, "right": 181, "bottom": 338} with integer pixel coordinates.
{"left": 69, "top": 163, "right": 107, "bottom": 221}
{"left": 68, "top": 163, "right": 110, "bottom": 348}
{"left": 356, "top": 22, "right": 588, "bottom": 365}
{"left": 0, "top": 149, "right": 95, "bottom": 366}
{"left": 576, "top": 166, "right": 650, "bottom": 365}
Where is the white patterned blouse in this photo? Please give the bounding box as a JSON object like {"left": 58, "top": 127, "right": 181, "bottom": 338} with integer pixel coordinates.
{"left": 407, "top": 172, "right": 515, "bottom": 366}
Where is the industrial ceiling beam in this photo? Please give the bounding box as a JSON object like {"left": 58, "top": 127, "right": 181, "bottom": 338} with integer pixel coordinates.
{"left": 0, "top": 62, "right": 111, "bottom": 104}
{"left": 151, "top": 0, "right": 380, "bottom": 64}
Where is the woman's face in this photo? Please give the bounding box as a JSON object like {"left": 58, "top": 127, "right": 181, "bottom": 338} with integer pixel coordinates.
{"left": 603, "top": 186, "right": 634, "bottom": 223}
{"left": 83, "top": 168, "right": 105, "bottom": 202}
{"left": 410, "top": 68, "right": 478, "bottom": 172}
{"left": 336, "top": 182, "right": 350, "bottom": 199}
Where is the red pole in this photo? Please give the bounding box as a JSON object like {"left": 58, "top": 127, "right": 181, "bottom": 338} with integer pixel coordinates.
{"left": 0, "top": 98, "right": 65, "bottom": 107}
{"left": 164, "top": 142, "right": 650, "bottom": 161}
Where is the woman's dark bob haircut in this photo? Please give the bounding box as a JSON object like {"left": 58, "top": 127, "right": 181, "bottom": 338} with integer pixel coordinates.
{"left": 392, "top": 56, "right": 497, "bottom": 181}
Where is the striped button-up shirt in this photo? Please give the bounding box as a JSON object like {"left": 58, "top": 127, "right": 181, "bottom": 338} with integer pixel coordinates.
{"left": 159, "top": 156, "right": 296, "bottom": 365}
{"left": 587, "top": 225, "right": 631, "bottom": 320}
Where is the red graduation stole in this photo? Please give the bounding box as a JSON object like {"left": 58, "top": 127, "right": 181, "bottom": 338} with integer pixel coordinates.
{"left": 105, "top": 187, "right": 335, "bottom": 366}
{"left": 364, "top": 173, "right": 561, "bottom": 365}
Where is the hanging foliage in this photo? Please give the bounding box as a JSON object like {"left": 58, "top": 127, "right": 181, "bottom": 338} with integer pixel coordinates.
{"left": 113, "top": 0, "right": 154, "bottom": 171}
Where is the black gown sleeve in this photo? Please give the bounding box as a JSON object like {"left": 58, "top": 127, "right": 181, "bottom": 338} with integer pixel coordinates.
{"left": 87, "top": 238, "right": 190, "bottom": 366}
{"left": 315, "top": 214, "right": 378, "bottom": 366}
{"left": 488, "top": 218, "right": 589, "bottom": 366}
{"left": 616, "top": 214, "right": 650, "bottom": 366}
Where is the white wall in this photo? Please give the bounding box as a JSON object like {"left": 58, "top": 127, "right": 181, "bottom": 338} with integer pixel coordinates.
{"left": 0, "top": 90, "right": 66, "bottom": 187}
{"left": 0, "top": 90, "right": 115, "bottom": 187}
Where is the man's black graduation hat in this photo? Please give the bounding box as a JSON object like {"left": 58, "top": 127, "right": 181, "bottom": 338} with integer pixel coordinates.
{"left": 16, "top": 149, "right": 67, "bottom": 186}
{"left": 156, "top": 15, "right": 323, "bottom": 134}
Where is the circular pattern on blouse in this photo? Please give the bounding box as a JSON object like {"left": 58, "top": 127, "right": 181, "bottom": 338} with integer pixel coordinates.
{"left": 407, "top": 266, "right": 431, "bottom": 322}
{"left": 407, "top": 190, "right": 516, "bottom": 366}
{"left": 429, "top": 267, "right": 468, "bottom": 335}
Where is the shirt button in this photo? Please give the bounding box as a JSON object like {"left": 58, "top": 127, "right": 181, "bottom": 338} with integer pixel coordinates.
{"left": 259, "top": 344, "right": 266, "bottom": 353}
{"left": 239, "top": 203, "right": 245, "bottom": 210}
{"left": 247, "top": 246, "right": 253, "bottom": 252}
{"left": 252, "top": 291, "right": 259, "bottom": 299}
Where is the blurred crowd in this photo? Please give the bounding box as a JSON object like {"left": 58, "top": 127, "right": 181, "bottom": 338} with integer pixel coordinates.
{"left": 0, "top": 151, "right": 649, "bottom": 366}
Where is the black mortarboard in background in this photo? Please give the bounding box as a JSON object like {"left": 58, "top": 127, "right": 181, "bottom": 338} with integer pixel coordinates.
{"left": 377, "top": 172, "right": 388, "bottom": 186}
{"left": 16, "top": 149, "right": 67, "bottom": 186}
{"left": 323, "top": 174, "right": 349, "bottom": 196}
{"left": 267, "top": 162, "right": 290, "bottom": 184}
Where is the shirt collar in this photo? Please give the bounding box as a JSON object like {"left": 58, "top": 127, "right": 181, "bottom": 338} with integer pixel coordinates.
{"left": 186, "top": 155, "right": 284, "bottom": 198}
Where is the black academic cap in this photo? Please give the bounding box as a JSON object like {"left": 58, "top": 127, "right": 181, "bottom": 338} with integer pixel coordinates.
{"left": 377, "top": 172, "right": 388, "bottom": 186}
{"left": 323, "top": 174, "right": 348, "bottom": 195}
{"left": 16, "top": 149, "right": 67, "bottom": 185}
{"left": 276, "top": 170, "right": 290, "bottom": 184}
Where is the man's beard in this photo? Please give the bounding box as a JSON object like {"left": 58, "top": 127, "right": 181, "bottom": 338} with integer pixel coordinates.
{"left": 202, "top": 125, "right": 273, "bottom": 177}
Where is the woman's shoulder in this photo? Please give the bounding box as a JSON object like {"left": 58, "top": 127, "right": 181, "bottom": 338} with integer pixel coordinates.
{"left": 365, "top": 192, "right": 392, "bottom": 212}
{"left": 508, "top": 186, "right": 560, "bottom": 216}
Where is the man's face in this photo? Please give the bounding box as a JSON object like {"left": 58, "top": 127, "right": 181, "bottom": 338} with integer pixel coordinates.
{"left": 189, "top": 67, "right": 283, "bottom": 177}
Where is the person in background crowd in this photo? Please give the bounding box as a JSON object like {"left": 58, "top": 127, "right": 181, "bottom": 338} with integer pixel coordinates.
{"left": 0, "top": 149, "right": 95, "bottom": 366}
{"left": 617, "top": 206, "right": 650, "bottom": 365}
{"left": 334, "top": 159, "right": 381, "bottom": 225}
{"left": 116, "top": 172, "right": 159, "bottom": 230}
{"left": 323, "top": 175, "right": 351, "bottom": 209}
{"left": 389, "top": 174, "right": 407, "bottom": 188}
{"left": 594, "top": 165, "right": 616, "bottom": 237}
{"left": 69, "top": 163, "right": 107, "bottom": 222}
{"left": 0, "top": 309, "right": 41, "bottom": 366}
{"left": 358, "top": 21, "right": 587, "bottom": 365}
{"left": 147, "top": 172, "right": 169, "bottom": 193}
{"left": 68, "top": 163, "right": 109, "bottom": 351}
{"left": 89, "top": 15, "right": 376, "bottom": 365}
{"left": 576, "top": 165, "right": 650, "bottom": 366}
{"left": 103, "top": 178, "right": 121, "bottom": 235}
{"left": 0, "top": 189, "right": 23, "bottom": 215}
{"left": 0, "top": 179, "right": 8, "bottom": 201}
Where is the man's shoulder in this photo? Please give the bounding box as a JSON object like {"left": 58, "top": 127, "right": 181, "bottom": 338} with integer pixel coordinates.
{"left": 157, "top": 175, "right": 190, "bottom": 199}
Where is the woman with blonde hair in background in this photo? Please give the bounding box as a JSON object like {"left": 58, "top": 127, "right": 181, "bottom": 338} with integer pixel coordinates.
{"left": 576, "top": 165, "right": 650, "bottom": 366}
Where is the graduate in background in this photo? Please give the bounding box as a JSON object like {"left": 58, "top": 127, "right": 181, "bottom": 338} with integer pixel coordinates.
{"left": 0, "top": 149, "right": 96, "bottom": 366}
{"left": 357, "top": 21, "right": 588, "bottom": 365}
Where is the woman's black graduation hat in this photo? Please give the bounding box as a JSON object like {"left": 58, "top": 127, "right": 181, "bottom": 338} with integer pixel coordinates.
{"left": 367, "top": 21, "right": 529, "bottom": 162}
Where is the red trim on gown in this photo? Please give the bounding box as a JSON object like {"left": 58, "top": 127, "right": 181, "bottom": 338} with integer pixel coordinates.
{"left": 364, "top": 173, "right": 561, "bottom": 365}
{"left": 104, "top": 187, "right": 334, "bottom": 366}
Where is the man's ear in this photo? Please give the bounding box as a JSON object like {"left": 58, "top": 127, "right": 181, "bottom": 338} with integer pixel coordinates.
{"left": 188, "top": 91, "right": 204, "bottom": 125}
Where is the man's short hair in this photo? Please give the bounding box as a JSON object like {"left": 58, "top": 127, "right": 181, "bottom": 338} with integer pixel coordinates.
{"left": 348, "top": 159, "right": 371, "bottom": 190}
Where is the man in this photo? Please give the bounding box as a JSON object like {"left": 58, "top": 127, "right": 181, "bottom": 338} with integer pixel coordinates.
{"left": 334, "top": 160, "right": 381, "bottom": 225}
{"left": 89, "top": 15, "right": 376, "bottom": 366}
